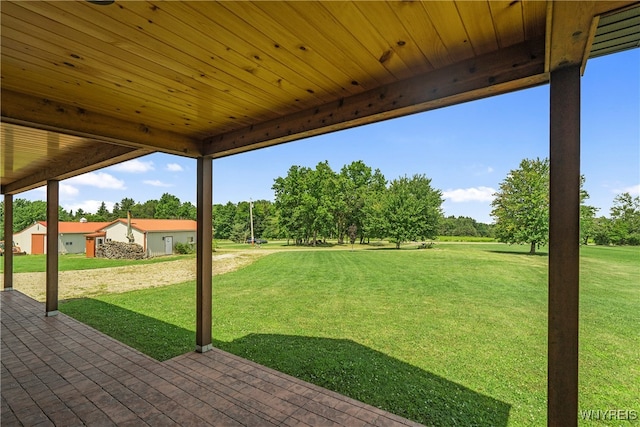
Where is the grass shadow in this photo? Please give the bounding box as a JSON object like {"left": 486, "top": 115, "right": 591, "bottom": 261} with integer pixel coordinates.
{"left": 218, "top": 333, "right": 511, "bottom": 426}
{"left": 60, "top": 298, "right": 511, "bottom": 426}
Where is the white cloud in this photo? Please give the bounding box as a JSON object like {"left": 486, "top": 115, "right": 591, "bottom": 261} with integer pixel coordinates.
{"left": 60, "top": 183, "right": 79, "bottom": 198}
{"left": 144, "top": 179, "right": 174, "bottom": 188}
{"left": 30, "top": 182, "right": 102, "bottom": 200}
{"left": 68, "top": 172, "right": 126, "bottom": 190}
{"left": 613, "top": 184, "right": 640, "bottom": 196}
{"left": 111, "top": 159, "right": 155, "bottom": 173}
{"left": 443, "top": 186, "right": 496, "bottom": 203}
{"left": 487, "top": 166, "right": 494, "bottom": 174}
{"left": 166, "top": 163, "right": 183, "bottom": 172}
{"left": 63, "top": 200, "right": 115, "bottom": 214}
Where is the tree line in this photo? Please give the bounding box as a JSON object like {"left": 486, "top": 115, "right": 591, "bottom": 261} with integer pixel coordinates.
{"left": 215, "top": 160, "right": 448, "bottom": 249}
{"left": 1, "top": 158, "right": 638, "bottom": 249}
{"left": 213, "top": 202, "right": 493, "bottom": 243}
{"left": 268, "top": 161, "right": 444, "bottom": 248}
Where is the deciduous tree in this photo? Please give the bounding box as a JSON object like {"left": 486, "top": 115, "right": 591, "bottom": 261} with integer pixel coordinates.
{"left": 383, "top": 174, "right": 443, "bottom": 249}
{"left": 213, "top": 202, "right": 236, "bottom": 239}
{"left": 609, "top": 192, "right": 640, "bottom": 245}
{"left": 491, "top": 158, "right": 550, "bottom": 254}
{"left": 155, "top": 193, "right": 182, "bottom": 219}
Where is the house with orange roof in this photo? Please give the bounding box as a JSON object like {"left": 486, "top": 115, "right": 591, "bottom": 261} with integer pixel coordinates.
{"left": 13, "top": 221, "right": 112, "bottom": 255}
{"left": 12, "top": 219, "right": 197, "bottom": 256}
{"left": 102, "top": 218, "right": 197, "bottom": 257}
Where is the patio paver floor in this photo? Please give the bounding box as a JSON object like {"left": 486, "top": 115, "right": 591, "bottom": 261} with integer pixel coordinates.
{"left": 1, "top": 290, "right": 422, "bottom": 426}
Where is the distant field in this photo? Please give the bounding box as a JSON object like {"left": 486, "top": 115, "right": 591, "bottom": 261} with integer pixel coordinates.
{"left": 216, "top": 236, "right": 496, "bottom": 250}
{"left": 59, "top": 244, "right": 639, "bottom": 426}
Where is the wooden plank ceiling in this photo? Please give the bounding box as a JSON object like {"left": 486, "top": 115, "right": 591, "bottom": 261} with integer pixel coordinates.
{"left": 1, "top": 0, "right": 637, "bottom": 194}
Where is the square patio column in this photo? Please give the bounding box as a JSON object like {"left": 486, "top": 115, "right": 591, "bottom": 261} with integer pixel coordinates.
{"left": 548, "top": 65, "right": 581, "bottom": 427}
{"left": 46, "top": 180, "right": 59, "bottom": 316}
{"left": 4, "top": 194, "right": 14, "bottom": 290}
{"left": 196, "top": 157, "right": 213, "bottom": 352}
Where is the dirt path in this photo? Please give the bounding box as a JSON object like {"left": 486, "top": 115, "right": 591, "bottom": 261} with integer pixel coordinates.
{"left": 7, "top": 250, "right": 273, "bottom": 302}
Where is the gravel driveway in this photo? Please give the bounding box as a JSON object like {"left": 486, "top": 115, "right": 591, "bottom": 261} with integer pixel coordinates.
{"left": 5, "top": 250, "right": 271, "bottom": 302}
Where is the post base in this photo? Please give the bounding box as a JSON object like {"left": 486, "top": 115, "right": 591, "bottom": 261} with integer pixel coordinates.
{"left": 195, "top": 344, "right": 213, "bottom": 353}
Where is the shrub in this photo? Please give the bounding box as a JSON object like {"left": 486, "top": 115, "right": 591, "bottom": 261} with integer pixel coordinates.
{"left": 627, "top": 233, "right": 640, "bottom": 246}
{"left": 174, "top": 242, "right": 195, "bottom": 254}
{"left": 593, "top": 232, "right": 611, "bottom": 246}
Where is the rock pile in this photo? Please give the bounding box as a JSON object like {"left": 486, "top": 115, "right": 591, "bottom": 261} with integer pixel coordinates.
{"left": 96, "top": 241, "right": 146, "bottom": 259}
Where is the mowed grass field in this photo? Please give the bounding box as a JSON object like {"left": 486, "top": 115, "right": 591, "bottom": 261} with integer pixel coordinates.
{"left": 0, "top": 253, "right": 190, "bottom": 273}
{"left": 59, "top": 244, "right": 639, "bottom": 426}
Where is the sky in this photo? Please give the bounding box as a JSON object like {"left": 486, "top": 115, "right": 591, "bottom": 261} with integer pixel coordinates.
{"left": 20, "top": 49, "right": 639, "bottom": 224}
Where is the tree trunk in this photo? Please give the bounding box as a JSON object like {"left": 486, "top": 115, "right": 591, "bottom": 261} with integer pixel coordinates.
{"left": 530, "top": 241, "right": 536, "bottom": 255}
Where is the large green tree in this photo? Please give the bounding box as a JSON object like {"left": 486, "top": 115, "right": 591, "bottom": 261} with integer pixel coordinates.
{"left": 13, "top": 199, "right": 49, "bottom": 232}
{"left": 307, "top": 161, "right": 336, "bottom": 244}
{"left": 113, "top": 197, "right": 136, "bottom": 219}
{"left": 273, "top": 165, "right": 313, "bottom": 244}
{"left": 609, "top": 192, "right": 640, "bottom": 245}
{"left": 579, "top": 177, "right": 598, "bottom": 245}
{"left": 491, "top": 158, "right": 550, "bottom": 254}
{"left": 91, "top": 201, "right": 112, "bottom": 221}
{"left": 273, "top": 160, "right": 390, "bottom": 245}
{"left": 492, "top": 158, "right": 600, "bottom": 252}
{"left": 251, "top": 199, "right": 275, "bottom": 239}
{"left": 361, "top": 172, "right": 388, "bottom": 241}
{"left": 592, "top": 216, "right": 612, "bottom": 246}
{"left": 178, "top": 201, "right": 197, "bottom": 220}
{"left": 339, "top": 161, "right": 386, "bottom": 244}
{"left": 213, "top": 202, "right": 237, "bottom": 239}
{"left": 132, "top": 199, "right": 158, "bottom": 218}
{"left": 382, "top": 174, "right": 443, "bottom": 249}
{"left": 155, "top": 193, "right": 182, "bottom": 219}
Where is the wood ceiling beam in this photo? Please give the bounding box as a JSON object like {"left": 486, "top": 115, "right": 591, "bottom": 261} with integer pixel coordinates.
{"left": 545, "top": 1, "right": 635, "bottom": 73}
{"left": 203, "top": 39, "right": 547, "bottom": 158}
{"left": 1, "top": 89, "right": 202, "bottom": 157}
{"left": 1, "top": 142, "right": 150, "bottom": 195}
{"left": 546, "top": 1, "right": 598, "bottom": 73}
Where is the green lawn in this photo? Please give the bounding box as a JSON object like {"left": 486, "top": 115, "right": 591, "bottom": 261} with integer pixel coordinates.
{"left": 0, "top": 253, "right": 192, "bottom": 273}
{"left": 59, "top": 244, "right": 639, "bottom": 426}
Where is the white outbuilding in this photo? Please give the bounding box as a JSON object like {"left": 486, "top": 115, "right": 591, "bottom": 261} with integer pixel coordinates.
{"left": 102, "top": 218, "right": 197, "bottom": 257}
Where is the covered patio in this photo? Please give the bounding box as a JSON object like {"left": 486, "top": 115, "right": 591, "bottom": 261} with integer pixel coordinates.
{"left": 2, "top": 1, "right": 639, "bottom": 426}
{"left": 1, "top": 290, "right": 420, "bottom": 426}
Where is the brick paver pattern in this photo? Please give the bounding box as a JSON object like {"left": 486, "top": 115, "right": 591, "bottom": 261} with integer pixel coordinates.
{"left": 1, "top": 290, "right": 422, "bottom": 426}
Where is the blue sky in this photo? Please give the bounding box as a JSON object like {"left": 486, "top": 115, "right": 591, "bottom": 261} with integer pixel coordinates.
{"left": 23, "top": 49, "right": 639, "bottom": 224}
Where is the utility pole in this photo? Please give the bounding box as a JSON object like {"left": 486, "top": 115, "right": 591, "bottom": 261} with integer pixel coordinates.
{"left": 249, "top": 198, "right": 255, "bottom": 246}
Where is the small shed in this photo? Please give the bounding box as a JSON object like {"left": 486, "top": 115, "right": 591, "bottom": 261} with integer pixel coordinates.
{"left": 102, "top": 219, "right": 197, "bottom": 257}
